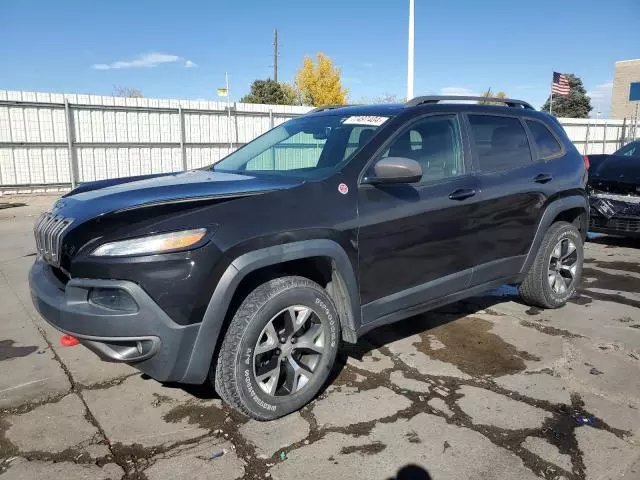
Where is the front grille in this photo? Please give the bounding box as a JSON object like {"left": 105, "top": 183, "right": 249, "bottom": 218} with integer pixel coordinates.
{"left": 589, "top": 181, "right": 640, "bottom": 196}
{"left": 590, "top": 215, "right": 640, "bottom": 233}
{"left": 34, "top": 213, "right": 73, "bottom": 267}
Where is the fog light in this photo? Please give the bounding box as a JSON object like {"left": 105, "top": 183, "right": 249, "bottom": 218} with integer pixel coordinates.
{"left": 89, "top": 288, "right": 138, "bottom": 312}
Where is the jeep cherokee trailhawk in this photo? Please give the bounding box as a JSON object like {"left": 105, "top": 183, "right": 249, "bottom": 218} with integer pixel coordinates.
{"left": 29, "top": 96, "right": 588, "bottom": 419}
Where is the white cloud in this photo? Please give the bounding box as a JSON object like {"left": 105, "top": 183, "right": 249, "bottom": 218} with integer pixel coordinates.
{"left": 587, "top": 81, "right": 613, "bottom": 116}
{"left": 587, "top": 81, "right": 613, "bottom": 100}
{"left": 184, "top": 60, "right": 197, "bottom": 69}
{"left": 92, "top": 52, "right": 187, "bottom": 70}
{"left": 439, "top": 86, "right": 481, "bottom": 97}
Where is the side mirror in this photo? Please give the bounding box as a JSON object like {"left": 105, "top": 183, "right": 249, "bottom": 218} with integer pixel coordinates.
{"left": 365, "top": 157, "right": 422, "bottom": 184}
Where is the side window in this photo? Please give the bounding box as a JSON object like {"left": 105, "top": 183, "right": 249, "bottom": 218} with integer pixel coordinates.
{"left": 343, "top": 126, "right": 376, "bottom": 160}
{"left": 525, "top": 120, "right": 563, "bottom": 159}
{"left": 468, "top": 115, "right": 532, "bottom": 173}
{"left": 382, "top": 115, "right": 463, "bottom": 183}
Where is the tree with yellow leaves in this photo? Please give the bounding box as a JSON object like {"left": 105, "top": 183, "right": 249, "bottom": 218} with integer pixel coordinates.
{"left": 295, "top": 53, "right": 348, "bottom": 106}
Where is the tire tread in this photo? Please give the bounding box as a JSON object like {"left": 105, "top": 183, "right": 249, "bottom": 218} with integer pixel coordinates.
{"left": 519, "top": 221, "right": 582, "bottom": 309}
{"left": 213, "top": 276, "right": 335, "bottom": 420}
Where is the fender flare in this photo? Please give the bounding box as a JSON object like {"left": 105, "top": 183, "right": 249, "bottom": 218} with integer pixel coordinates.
{"left": 180, "top": 239, "right": 360, "bottom": 383}
{"left": 521, "top": 195, "right": 588, "bottom": 274}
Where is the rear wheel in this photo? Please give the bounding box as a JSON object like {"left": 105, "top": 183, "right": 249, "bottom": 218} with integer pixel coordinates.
{"left": 213, "top": 276, "right": 340, "bottom": 420}
{"left": 519, "top": 221, "right": 583, "bottom": 308}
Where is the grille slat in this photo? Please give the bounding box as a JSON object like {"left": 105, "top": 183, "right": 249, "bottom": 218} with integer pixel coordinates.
{"left": 590, "top": 216, "right": 640, "bottom": 233}
{"left": 33, "top": 213, "right": 73, "bottom": 267}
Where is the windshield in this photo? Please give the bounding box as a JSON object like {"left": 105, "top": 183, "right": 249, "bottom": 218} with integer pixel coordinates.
{"left": 212, "top": 114, "right": 390, "bottom": 178}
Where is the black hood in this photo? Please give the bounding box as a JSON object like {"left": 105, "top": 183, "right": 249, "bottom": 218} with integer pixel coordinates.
{"left": 588, "top": 155, "right": 640, "bottom": 189}
{"left": 52, "top": 170, "right": 303, "bottom": 223}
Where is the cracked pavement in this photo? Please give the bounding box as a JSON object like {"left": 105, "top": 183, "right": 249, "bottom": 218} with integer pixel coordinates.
{"left": 1, "top": 195, "right": 639, "bottom": 480}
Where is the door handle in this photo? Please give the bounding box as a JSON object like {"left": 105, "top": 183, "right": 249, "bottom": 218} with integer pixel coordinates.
{"left": 448, "top": 188, "right": 476, "bottom": 201}
{"left": 534, "top": 173, "right": 553, "bottom": 183}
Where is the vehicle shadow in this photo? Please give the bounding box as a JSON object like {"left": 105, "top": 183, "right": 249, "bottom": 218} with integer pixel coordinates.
{"left": 326, "top": 291, "right": 519, "bottom": 387}
{"left": 163, "top": 289, "right": 523, "bottom": 402}
{"left": 587, "top": 234, "right": 640, "bottom": 249}
{"left": 158, "top": 375, "right": 220, "bottom": 400}
{"left": 388, "top": 464, "right": 432, "bottom": 480}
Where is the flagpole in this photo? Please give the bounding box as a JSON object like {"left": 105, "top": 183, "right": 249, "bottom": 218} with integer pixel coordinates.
{"left": 407, "top": 0, "right": 415, "bottom": 100}
{"left": 549, "top": 74, "right": 554, "bottom": 116}
{"left": 226, "top": 72, "right": 232, "bottom": 150}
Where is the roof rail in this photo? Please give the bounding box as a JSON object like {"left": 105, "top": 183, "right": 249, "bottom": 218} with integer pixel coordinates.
{"left": 307, "top": 104, "right": 354, "bottom": 114}
{"left": 405, "top": 96, "right": 535, "bottom": 110}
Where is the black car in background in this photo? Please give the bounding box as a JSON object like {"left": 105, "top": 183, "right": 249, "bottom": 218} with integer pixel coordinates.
{"left": 588, "top": 141, "right": 640, "bottom": 238}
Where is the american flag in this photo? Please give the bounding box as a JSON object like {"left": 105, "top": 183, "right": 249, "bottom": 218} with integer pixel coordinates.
{"left": 552, "top": 72, "right": 570, "bottom": 96}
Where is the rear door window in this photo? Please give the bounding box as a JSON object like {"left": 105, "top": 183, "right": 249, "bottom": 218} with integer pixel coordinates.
{"left": 468, "top": 115, "right": 532, "bottom": 173}
{"left": 525, "top": 120, "right": 563, "bottom": 159}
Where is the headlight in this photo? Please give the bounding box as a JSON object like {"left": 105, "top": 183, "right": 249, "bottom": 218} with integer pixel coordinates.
{"left": 91, "top": 228, "right": 207, "bottom": 257}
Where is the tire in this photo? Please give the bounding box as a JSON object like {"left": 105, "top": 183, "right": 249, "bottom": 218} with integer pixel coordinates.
{"left": 213, "top": 276, "right": 340, "bottom": 420}
{"left": 519, "top": 221, "right": 584, "bottom": 309}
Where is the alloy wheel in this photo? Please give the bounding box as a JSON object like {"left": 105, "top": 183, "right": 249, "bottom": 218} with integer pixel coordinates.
{"left": 252, "top": 305, "right": 325, "bottom": 396}
{"left": 548, "top": 238, "right": 578, "bottom": 294}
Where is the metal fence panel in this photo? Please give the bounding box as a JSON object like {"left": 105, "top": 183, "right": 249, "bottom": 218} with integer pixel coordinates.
{"left": 1, "top": 90, "right": 639, "bottom": 193}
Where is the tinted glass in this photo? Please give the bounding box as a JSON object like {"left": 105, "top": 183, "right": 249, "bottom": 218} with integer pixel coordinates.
{"left": 342, "top": 126, "right": 377, "bottom": 160}
{"left": 468, "top": 115, "right": 532, "bottom": 172}
{"left": 381, "top": 115, "right": 463, "bottom": 183}
{"left": 214, "top": 114, "right": 391, "bottom": 179}
{"left": 526, "top": 120, "right": 562, "bottom": 158}
{"left": 616, "top": 141, "right": 639, "bottom": 157}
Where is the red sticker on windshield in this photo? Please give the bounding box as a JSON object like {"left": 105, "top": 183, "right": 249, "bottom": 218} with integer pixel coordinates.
{"left": 338, "top": 183, "right": 349, "bottom": 195}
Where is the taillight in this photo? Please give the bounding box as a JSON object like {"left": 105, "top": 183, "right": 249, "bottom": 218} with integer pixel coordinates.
{"left": 583, "top": 155, "right": 590, "bottom": 170}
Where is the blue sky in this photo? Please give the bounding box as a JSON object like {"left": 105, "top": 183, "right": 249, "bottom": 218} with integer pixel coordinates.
{"left": 1, "top": 0, "right": 638, "bottom": 114}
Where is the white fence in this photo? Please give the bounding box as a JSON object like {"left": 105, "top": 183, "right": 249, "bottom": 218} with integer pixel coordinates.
{"left": 1, "top": 90, "right": 638, "bottom": 193}
{"left": 0, "top": 90, "right": 310, "bottom": 193}
{"left": 559, "top": 117, "right": 638, "bottom": 156}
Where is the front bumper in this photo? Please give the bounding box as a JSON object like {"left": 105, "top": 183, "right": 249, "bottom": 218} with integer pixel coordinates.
{"left": 589, "top": 194, "right": 640, "bottom": 238}
{"left": 28, "top": 258, "right": 201, "bottom": 382}
{"left": 589, "top": 214, "right": 640, "bottom": 237}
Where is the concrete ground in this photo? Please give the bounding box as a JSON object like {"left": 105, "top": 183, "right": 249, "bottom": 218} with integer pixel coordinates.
{"left": 0, "top": 195, "right": 639, "bottom": 480}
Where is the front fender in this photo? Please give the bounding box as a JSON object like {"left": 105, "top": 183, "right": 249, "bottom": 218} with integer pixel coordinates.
{"left": 180, "top": 239, "right": 359, "bottom": 384}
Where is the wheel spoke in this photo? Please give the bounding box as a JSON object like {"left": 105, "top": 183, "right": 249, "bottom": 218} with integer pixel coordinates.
{"left": 560, "top": 263, "right": 577, "bottom": 279}
{"left": 255, "top": 321, "right": 279, "bottom": 355}
{"left": 552, "top": 243, "right": 562, "bottom": 260}
{"left": 284, "top": 307, "right": 311, "bottom": 338}
{"left": 294, "top": 324, "right": 324, "bottom": 354}
{"left": 284, "top": 356, "right": 313, "bottom": 393}
{"left": 562, "top": 241, "right": 576, "bottom": 259}
{"left": 256, "top": 361, "right": 281, "bottom": 395}
{"left": 555, "top": 272, "right": 566, "bottom": 293}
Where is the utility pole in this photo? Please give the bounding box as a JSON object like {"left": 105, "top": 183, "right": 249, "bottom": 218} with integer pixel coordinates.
{"left": 407, "top": 0, "right": 414, "bottom": 100}
{"left": 273, "top": 29, "right": 279, "bottom": 82}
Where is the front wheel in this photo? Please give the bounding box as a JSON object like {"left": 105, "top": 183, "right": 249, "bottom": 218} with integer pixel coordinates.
{"left": 213, "top": 276, "right": 340, "bottom": 420}
{"left": 519, "top": 221, "right": 584, "bottom": 308}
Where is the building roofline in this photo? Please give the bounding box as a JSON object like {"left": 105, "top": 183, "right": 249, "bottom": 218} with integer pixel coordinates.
{"left": 615, "top": 59, "right": 640, "bottom": 64}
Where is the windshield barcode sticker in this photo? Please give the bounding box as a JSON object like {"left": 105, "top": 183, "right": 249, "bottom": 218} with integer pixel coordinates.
{"left": 343, "top": 116, "right": 389, "bottom": 127}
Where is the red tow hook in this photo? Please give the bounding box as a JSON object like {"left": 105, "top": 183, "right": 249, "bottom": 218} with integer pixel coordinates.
{"left": 60, "top": 335, "right": 80, "bottom": 347}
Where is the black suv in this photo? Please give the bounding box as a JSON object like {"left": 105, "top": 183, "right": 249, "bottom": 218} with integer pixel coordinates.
{"left": 29, "top": 96, "right": 588, "bottom": 420}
